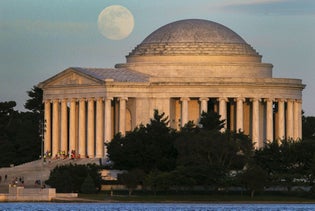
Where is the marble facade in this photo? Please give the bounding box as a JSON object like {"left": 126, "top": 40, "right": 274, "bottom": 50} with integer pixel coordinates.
{"left": 39, "top": 19, "right": 305, "bottom": 158}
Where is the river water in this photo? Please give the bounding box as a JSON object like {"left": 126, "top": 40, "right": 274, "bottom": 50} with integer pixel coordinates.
{"left": 0, "top": 203, "right": 315, "bottom": 211}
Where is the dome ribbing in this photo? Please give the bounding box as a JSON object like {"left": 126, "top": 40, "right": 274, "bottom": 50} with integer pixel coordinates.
{"left": 128, "top": 19, "right": 259, "bottom": 57}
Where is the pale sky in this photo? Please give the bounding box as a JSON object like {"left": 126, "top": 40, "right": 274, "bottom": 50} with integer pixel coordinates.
{"left": 0, "top": 0, "right": 314, "bottom": 115}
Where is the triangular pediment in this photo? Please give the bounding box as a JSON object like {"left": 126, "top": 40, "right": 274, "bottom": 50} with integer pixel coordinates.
{"left": 38, "top": 68, "right": 104, "bottom": 88}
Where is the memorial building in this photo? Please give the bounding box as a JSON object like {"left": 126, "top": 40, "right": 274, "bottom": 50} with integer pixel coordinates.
{"left": 38, "top": 19, "right": 305, "bottom": 158}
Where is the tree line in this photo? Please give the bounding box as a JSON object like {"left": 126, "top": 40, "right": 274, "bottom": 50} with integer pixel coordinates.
{"left": 107, "top": 110, "right": 315, "bottom": 197}
{"left": 0, "top": 86, "right": 43, "bottom": 167}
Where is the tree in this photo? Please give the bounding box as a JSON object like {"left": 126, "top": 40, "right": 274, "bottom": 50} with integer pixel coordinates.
{"left": 118, "top": 169, "right": 145, "bottom": 195}
{"left": 199, "top": 111, "right": 225, "bottom": 131}
{"left": 107, "top": 110, "right": 178, "bottom": 173}
{"left": 24, "top": 86, "right": 43, "bottom": 113}
{"left": 303, "top": 116, "right": 315, "bottom": 140}
{"left": 0, "top": 101, "right": 41, "bottom": 167}
{"left": 254, "top": 139, "right": 307, "bottom": 191}
{"left": 46, "top": 164, "right": 101, "bottom": 193}
{"left": 239, "top": 163, "right": 267, "bottom": 198}
{"left": 81, "top": 174, "right": 97, "bottom": 194}
{"left": 174, "top": 112, "right": 254, "bottom": 188}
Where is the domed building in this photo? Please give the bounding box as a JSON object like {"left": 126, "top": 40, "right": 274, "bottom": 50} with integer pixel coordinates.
{"left": 39, "top": 19, "right": 305, "bottom": 158}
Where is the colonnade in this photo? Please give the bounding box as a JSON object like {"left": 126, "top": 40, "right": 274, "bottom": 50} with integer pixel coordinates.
{"left": 44, "top": 97, "right": 127, "bottom": 158}
{"left": 179, "top": 97, "right": 302, "bottom": 148}
{"left": 44, "top": 96, "right": 302, "bottom": 158}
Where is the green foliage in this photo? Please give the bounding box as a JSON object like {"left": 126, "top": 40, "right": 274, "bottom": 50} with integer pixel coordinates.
{"left": 303, "top": 116, "right": 315, "bottom": 140}
{"left": 239, "top": 163, "right": 268, "bottom": 198}
{"left": 199, "top": 111, "right": 225, "bottom": 131}
{"left": 107, "top": 109, "right": 315, "bottom": 193}
{"left": 24, "top": 86, "right": 43, "bottom": 113}
{"left": 81, "top": 174, "right": 97, "bottom": 194}
{"left": 175, "top": 112, "right": 253, "bottom": 187}
{"left": 107, "top": 110, "right": 178, "bottom": 173}
{"left": 46, "top": 164, "right": 101, "bottom": 193}
{"left": 107, "top": 109, "right": 254, "bottom": 191}
{"left": 0, "top": 86, "right": 44, "bottom": 167}
{"left": 0, "top": 101, "right": 41, "bottom": 167}
{"left": 254, "top": 139, "right": 309, "bottom": 190}
{"left": 118, "top": 169, "right": 145, "bottom": 195}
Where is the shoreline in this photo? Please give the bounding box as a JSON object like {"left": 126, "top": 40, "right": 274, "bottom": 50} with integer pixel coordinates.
{"left": 51, "top": 194, "right": 315, "bottom": 204}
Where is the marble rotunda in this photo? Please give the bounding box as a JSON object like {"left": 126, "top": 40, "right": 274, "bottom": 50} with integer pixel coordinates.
{"left": 39, "top": 19, "right": 305, "bottom": 158}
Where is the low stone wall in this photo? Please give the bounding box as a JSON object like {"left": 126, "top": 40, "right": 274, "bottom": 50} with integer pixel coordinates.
{"left": 6, "top": 186, "right": 56, "bottom": 201}
{"left": 0, "top": 194, "right": 7, "bottom": 201}
{"left": 102, "top": 184, "right": 142, "bottom": 191}
{"left": 0, "top": 186, "right": 79, "bottom": 202}
{"left": 56, "top": 193, "right": 78, "bottom": 198}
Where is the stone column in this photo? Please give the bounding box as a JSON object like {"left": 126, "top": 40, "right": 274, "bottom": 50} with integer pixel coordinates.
{"left": 52, "top": 99, "right": 60, "bottom": 157}
{"left": 286, "top": 99, "right": 294, "bottom": 140}
{"left": 180, "top": 97, "right": 190, "bottom": 127}
{"left": 230, "top": 102, "right": 235, "bottom": 131}
{"left": 218, "top": 97, "right": 228, "bottom": 131}
{"left": 119, "top": 97, "right": 128, "bottom": 136}
{"left": 265, "top": 98, "right": 274, "bottom": 142}
{"left": 60, "top": 99, "right": 68, "bottom": 154}
{"left": 69, "top": 99, "right": 76, "bottom": 155}
{"left": 298, "top": 100, "right": 302, "bottom": 139}
{"left": 79, "top": 98, "right": 86, "bottom": 157}
{"left": 96, "top": 98, "right": 104, "bottom": 158}
{"left": 252, "top": 98, "right": 261, "bottom": 148}
{"left": 104, "top": 98, "right": 112, "bottom": 142}
{"left": 44, "top": 100, "right": 51, "bottom": 153}
{"left": 199, "top": 97, "right": 209, "bottom": 114}
{"left": 104, "top": 98, "right": 113, "bottom": 157}
{"left": 236, "top": 98, "right": 245, "bottom": 132}
{"left": 293, "top": 100, "right": 302, "bottom": 140}
{"left": 277, "top": 99, "right": 285, "bottom": 140}
{"left": 87, "top": 98, "right": 95, "bottom": 158}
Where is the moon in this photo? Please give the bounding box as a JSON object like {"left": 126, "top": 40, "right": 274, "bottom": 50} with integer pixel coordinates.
{"left": 97, "top": 5, "right": 135, "bottom": 40}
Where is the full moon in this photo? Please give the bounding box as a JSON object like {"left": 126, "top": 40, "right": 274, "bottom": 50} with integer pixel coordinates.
{"left": 97, "top": 5, "right": 135, "bottom": 40}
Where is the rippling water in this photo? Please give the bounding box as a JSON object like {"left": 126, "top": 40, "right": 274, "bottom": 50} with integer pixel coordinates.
{"left": 1, "top": 203, "right": 315, "bottom": 211}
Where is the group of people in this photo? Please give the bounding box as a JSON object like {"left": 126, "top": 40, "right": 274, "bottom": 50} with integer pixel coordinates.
{"left": 9, "top": 176, "right": 24, "bottom": 187}
{"left": 42, "top": 150, "right": 82, "bottom": 162}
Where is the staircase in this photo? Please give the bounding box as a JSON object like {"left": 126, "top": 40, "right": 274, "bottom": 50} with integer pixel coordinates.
{"left": 0, "top": 158, "right": 100, "bottom": 193}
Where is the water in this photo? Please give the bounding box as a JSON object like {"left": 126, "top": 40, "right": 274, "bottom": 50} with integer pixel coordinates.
{"left": 0, "top": 203, "right": 315, "bottom": 211}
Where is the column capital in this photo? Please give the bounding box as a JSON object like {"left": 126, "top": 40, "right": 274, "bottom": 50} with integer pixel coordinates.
{"left": 52, "top": 99, "right": 59, "bottom": 103}
{"left": 250, "top": 98, "right": 261, "bottom": 102}
{"left": 295, "top": 99, "right": 302, "bottom": 104}
{"left": 276, "top": 98, "right": 286, "bottom": 103}
{"left": 218, "top": 97, "right": 228, "bottom": 102}
{"left": 44, "top": 99, "right": 51, "bottom": 104}
{"left": 105, "top": 97, "right": 113, "bottom": 101}
{"left": 180, "top": 97, "right": 190, "bottom": 102}
{"left": 70, "top": 98, "right": 77, "bottom": 103}
{"left": 286, "top": 98, "right": 295, "bottom": 103}
{"left": 79, "top": 98, "right": 86, "bottom": 103}
{"left": 87, "top": 97, "right": 95, "bottom": 102}
{"left": 60, "top": 98, "right": 68, "bottom": 103}
{"left": 235, "top": 97, "right": 246, "bottom": 102}
{"left": 96, "top": 97, "right": 104, "bottom": 102}
{"left": 118, "top": 97, "right": 128, "bottom": 101}
{"left": 264, "top": 98, "right": 274, "bottom": 103}
{"left": 199, "top": 97, "right": 209, "bottom": 102}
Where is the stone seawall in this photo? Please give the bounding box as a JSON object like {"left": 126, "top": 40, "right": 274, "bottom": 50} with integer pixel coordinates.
{"left": 0, "top": 187, "right": 78, "bottom": 202}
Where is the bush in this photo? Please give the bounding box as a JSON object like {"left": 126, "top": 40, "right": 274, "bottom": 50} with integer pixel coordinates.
{"left": 45, "top": 163, "right": 101, "bottom": 193}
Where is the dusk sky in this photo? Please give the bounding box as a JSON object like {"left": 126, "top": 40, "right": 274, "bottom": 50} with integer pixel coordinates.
{"left": 1, "top": 0, "right": 314, "bottom": 115}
